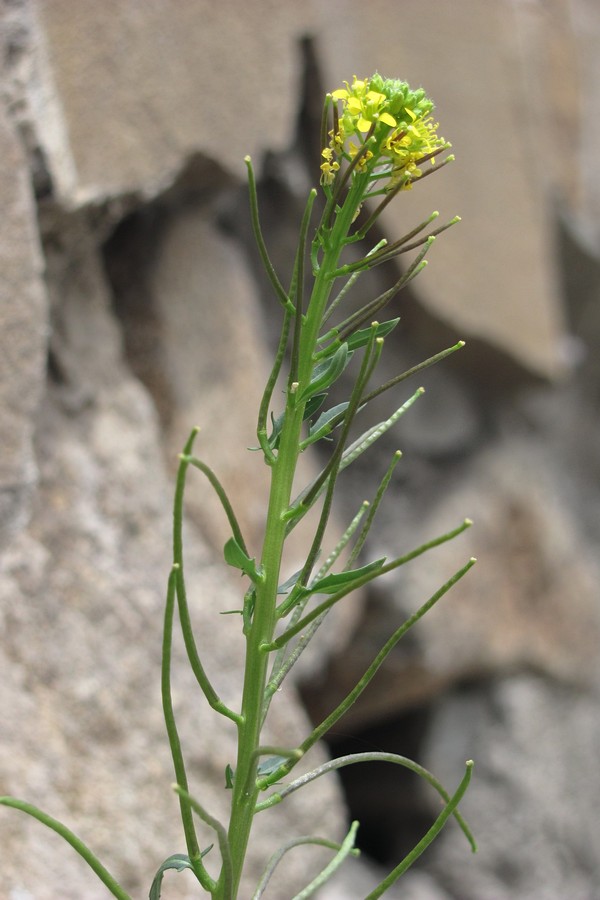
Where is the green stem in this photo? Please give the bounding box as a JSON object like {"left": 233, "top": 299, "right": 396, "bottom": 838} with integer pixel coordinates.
{"left": 291, "top": 821, "right": 360, "bottom": 899}
{"left": 257, "top": 557, "right": 476, "bottom": 792}
{"left": 226, "top": 396, "right": 306, "bottom": 897}
{"left": 252, "top": 832, "right": 357, "bottom": 900}
{"left": 291, "top": 328, "right": 380, "bottom": 597}
{"left": 173, "top": 431, "right": 242, "bottom": 726}
{"left": 365, "top": 761, "right": 474, "bottom": 898}
{"left": 361, "top": 340, "right": 465, "bottom": 406}
{"left": 162, "top": 567, "right": 216, "bottom": 891}
{"left": 223, "top": 176, "right": 367, "bottom": 898}
{"left": 244, "top": 157, "right": 294, "bottom": 313}
{"left": 173, "top": 786, "right": 233, "bottom": 899}
{"left": 0, "top": 798, "right": 131, "bottom": 900}
{"left": 267, "top": 532, "right": 473, "bottom": 651}
{"left": 256, "top": 309, "right": 292, "bottom": 464}
{"left": 183, "top": 456, "right": 250, "bottom": 555}
{"left": 254, "top": 752, "right": 475, "bottom": 851}
{"left": 347, "top": 451, "right": 402, "bottom": 567}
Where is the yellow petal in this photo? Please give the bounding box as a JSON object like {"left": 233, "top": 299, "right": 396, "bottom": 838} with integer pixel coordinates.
{"left": 379, "top": 112, "right": 397, "bottom": 127}
{"left": 332, "top": 89, "right": 349, "bottom": 100}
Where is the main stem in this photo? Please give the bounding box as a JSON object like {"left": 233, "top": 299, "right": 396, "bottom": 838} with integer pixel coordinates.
{"left": 221, "top": 180, "right": 365, "bottom": 898}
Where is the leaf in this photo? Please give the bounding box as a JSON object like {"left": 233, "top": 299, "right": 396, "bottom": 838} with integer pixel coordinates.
{"left": 281, "top": 559, "right": 387, "bottom": 617}
{"left": 346, "top": 318, "right": 400, "bottom": 352}
{"left": 309, "top": 558, "right": 386, "bottom": 595}
{"left": 257, "top": 755, "right": 289, "bottom": 779}
{"left": 242, "top": 586, "right": 256, "bottom": 634}
{"left": 303, "top": 392, "right": 327, "bottom": 421}
{"left": 267, "top": 393, "right": 327, "bottom": 452}
{"left": 265, "top": 394, "right": 326, "bottom": 451}
{"left": 276, "top": 567, "right": 305, "bottom": 596}
{"left": 307, "top": 402, "right": 350, "bottom": 443}
{"left": 224, "top": 538, "right": 264, "bottom": 583}
{"left": 149, "top": 851, "right": 211, "bottom": 900}
{"left": 225, "top": 764, "right": 235, "bottom": 789}
{"left": 299, "top": 344, "right": 352, "bottom": 403}
{"left": 267, "top": 410, "right": 285, "bottom": 450}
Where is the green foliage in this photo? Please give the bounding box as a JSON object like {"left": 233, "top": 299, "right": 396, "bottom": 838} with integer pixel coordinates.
{"left": 0, "top": 74, "right": 476, "bottom": 898}
{"left": 150, "top": 852, "right": 211, "bottom": 900}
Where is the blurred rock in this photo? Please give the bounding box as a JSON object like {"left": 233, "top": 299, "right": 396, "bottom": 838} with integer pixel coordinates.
{"left": 421, "top": 674, "right": 600, "bottom": 900}
{"left": 34, "top": 0, "right": 316, "bottom": 199}
{"left": 1, "top": 5, "right": 347, "bottom": 897}
{"left": 0, "top": 87, "right": 47, "bottom": 550}
{"left": 0, "top": 199, "right": 345, "bottom": 898}
{"left": 315, "top": 0, "right": 567, "bottom": 378}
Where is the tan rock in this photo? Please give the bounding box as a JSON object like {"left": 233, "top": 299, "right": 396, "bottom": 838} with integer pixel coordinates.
{"left": 0, "top": 210, "right": 346, "bottom": 898}
{"left": 315, "top": 0, "right": 567, "bottom": 377}
{"left": 153, "top": 205, "right": 275, "bottom": 554}
{"left": 35, "top": 0, "right": 316, "bottom": 200}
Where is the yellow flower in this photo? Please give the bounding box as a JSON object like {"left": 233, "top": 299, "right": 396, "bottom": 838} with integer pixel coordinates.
{"left": 347, "top": 142, "right": 374, "bottom": 170}
{"left": 321, "top": 74, "right": 450, "bottom": 192}
{"left": 320, "top": 146, "right": 341, "bottom": 185}
{"left": 383, "top": 112, "right": 447, "bottom": 189}
{"left": 333, "top": 77, "right": 397, "bottom": 136}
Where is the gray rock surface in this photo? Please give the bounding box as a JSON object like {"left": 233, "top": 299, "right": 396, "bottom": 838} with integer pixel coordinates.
{"left": 421, "top": 674, "right": 600, "bottom": 899}
{"left": 0, "top": 79, "right": 47, "bottom": 550}
{"left": 34, "top": 0, "right": 316, "bottom": 197}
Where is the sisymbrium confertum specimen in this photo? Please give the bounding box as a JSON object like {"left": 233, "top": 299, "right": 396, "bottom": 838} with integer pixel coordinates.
{"left": 1, "top": 74, "right": 476, "bottom": 900}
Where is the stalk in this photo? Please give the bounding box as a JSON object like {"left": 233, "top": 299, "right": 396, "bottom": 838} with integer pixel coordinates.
{"left": 223, "top": 174, "right": 367, "bottom": 898}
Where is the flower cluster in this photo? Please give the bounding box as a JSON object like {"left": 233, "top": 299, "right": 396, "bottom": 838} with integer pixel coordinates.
{"left": 321, "top": 74, "right": 450, "bottom": 191}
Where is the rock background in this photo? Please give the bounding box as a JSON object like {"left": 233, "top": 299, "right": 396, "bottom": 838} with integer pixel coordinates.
{"left": 1, "top": 2, "right": 599, "bottom": 899}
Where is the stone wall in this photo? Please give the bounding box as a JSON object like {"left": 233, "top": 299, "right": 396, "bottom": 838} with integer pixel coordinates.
{"left": 1, "top": 2, "right": 599, "bottom": 898}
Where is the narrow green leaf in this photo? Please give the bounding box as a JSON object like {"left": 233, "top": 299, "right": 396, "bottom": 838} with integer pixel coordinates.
{"left": 257, "top": 755, "right": 290, "bottom": 777}
{"left": 307, "top": 402, "right": 349, "bottom": 440}
{"left": 279, "top": 558, "right": 386, "bottom": 619}
{"left": 243, "top": 586, "right": 256, "bottom": 634}
{"left": 299, "top": 343, "right": 351, "bottom": 403}
{"left": 277, "top": 567, "right": 303, "bottom": 595}
{"left": 267, "top": 410, "right": 284, "bottom": 450}
{"left": 225, "top": 765, "right": 235, "bottom": 789}
{"left": 266, "top": 394, "right": 326, "bottom": 451}
{"left": 149, "top": 854, "right": 193, "bottom": 900}
{"left": 244, "top": 156, "right": 294, "bottom": 312}
{"left": 309, "top": 558, "right": 386, "bottom": 594}
{"left": 346, "top": 318, "right": 400, "bottom": 352}
{"left": 149, "top": 850, "right": 212, "bottom": 900}
{"left": 303, "top": 392, "right": 328, "bottom": 421}
{"left": 224, "top": 538, "right": 263, "bottom": 583}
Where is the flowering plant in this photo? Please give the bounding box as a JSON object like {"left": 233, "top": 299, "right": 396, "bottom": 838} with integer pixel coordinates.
{"left": 1, "top": 74, "right": 475, "bottom": 899}
{"left": 320, "top": 74, "right": 450, "bottom": 192}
